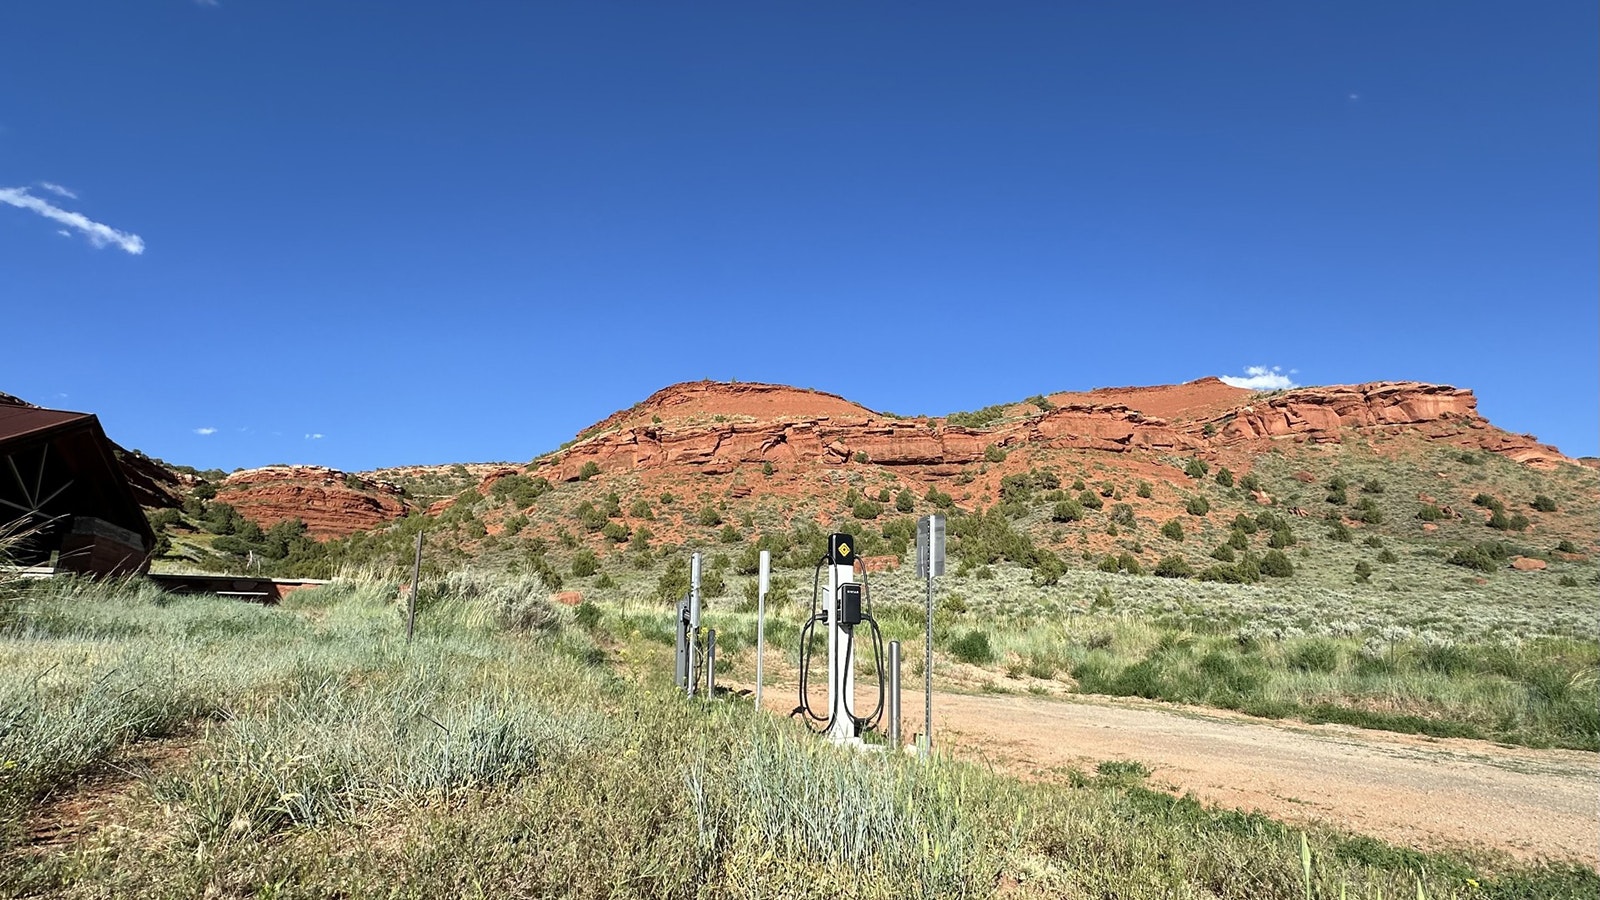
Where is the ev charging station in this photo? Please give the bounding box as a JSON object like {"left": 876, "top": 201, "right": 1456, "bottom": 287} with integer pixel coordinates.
{"left": 794, "top": 533, "right": 886, "bottom": 745}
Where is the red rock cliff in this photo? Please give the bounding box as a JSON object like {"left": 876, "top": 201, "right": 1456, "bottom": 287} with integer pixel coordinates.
{"left": 217, "top": 465, "right": 409, "bottom": 538}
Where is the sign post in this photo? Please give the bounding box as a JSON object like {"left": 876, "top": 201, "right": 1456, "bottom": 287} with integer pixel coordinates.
{"left": 756, "top": 549, "right": 770, "bottom": 711}
{"left": 915, "top": 514, "right": 945, "bottom": 759}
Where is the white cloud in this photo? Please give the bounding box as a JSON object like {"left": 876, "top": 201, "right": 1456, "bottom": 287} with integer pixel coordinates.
{"left": 0, "top": 186, "right": 144, "bottom": 254}
{"left": 55, "top": 229, "right": 70, "bottom": 237}
{"left": 1220, "top": 365, "right": 1298, "bottom": 391}
{"left": 305, "top": 433, "right": 324, "bottom": 440}
{"left": 38, "top": 181, "right": 77, "bottom": 199}
{"left": 195, "top": 427, "right": 217, "bottom": 436}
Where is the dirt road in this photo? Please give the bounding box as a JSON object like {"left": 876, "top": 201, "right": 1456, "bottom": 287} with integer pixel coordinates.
{"left": 754, "top": 683, "right": 1599, "bottom": 867}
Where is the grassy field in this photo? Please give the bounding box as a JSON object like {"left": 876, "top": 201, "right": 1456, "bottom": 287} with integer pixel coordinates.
{"left": 1, "top": 571, "right": 1595, "bottom": 898}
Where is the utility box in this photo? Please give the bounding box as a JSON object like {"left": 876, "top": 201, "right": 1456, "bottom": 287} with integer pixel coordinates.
{"left": 837, "top": 582, "right": 863, "bottom": 626}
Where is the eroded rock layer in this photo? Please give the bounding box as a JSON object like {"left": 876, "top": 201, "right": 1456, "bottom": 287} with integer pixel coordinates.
{"left": 217, "top": 465, "right": 408, "bottom": 538}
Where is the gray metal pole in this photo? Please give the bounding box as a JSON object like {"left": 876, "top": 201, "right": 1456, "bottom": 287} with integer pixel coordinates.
{"left": 756, "top": 550, "right": 770, "bottom": 711}
{"left": 888, "top": 640, "right": 902, "bottom": 750}
{"left": 923, "top": 572, "right": 933, "bottom": 759}
{"left": 407, "top": 530, "right": 423, "bottom": 644}
{"left": 688, "top": 552, "right": 702, "bottom": 697}
{"left": 706, "top": 628, "right": 716, "bottom": 699}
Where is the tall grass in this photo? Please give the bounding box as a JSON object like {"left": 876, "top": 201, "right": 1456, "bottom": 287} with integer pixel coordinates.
{"left": 2, "top": 573, "right": 1594, "bottom": 899}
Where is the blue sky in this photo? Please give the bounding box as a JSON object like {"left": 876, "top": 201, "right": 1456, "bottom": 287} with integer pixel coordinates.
{"left": 3, "top": 2, "right": 1595, "bottom": 469}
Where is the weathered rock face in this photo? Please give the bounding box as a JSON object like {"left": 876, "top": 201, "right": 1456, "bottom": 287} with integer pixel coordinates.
{"left": 116, "top": 448, "right": 192, "bottom": 509}
{"left": 532, "top": 379, "right": 1570, "bottom": 485}
{"left": 217, "top": 465, "right": 409, "bottom": 538}
{"left": 1218, "top": 383, "right": 1480, "bottom": 441}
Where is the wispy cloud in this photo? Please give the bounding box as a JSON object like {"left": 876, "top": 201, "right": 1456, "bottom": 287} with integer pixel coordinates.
{"left": 305, "top": 433, "right": 324, "bottom": 440}
{"left": 1220, "top": 365, "right": 1298, "bottom": 391}
{"left": 195, "top": 427, "right": 217, "bottom": 436}
{"left": 0, "top": 186, "right": 144, "bottom": 254}
{"left": 38, "top": 181, "right": 77, "bottom": 199}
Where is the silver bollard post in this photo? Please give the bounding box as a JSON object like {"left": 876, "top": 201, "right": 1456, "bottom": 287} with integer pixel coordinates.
{"left": 888, "top": 640, "right": 902, "bottom": 750}
{"left": 756, "top": 550, "right": 770, "bottom": 712}
{"left": 706, "top": 628, "right": 716, "bottom": 699}
{"left": 688, "top": 552, "right": 702, "bottom": 697}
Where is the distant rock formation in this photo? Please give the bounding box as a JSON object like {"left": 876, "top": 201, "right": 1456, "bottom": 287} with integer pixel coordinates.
{"left": 217, "top": 465, "right": 408, "bottom": 538}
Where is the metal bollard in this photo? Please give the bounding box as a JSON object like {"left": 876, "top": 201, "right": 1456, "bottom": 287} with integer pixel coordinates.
{"left": 888, "top": 640, "right": 902, "bottom": 750}
{"left": 706, "top": 628, "right": 716, "bottom": 699}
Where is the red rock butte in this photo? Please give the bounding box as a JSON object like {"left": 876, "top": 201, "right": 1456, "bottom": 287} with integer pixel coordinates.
{"left": 530, "top": 378, "right": 1573, "bottom": 485}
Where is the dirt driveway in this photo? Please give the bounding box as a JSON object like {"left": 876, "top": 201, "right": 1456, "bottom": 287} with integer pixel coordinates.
{"left": 752, "top": 682, "right": 1599, "bottom": 867}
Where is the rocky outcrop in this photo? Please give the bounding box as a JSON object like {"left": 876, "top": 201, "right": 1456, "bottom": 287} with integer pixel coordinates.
{"left": 1217, "top": 383, "right": 1479, "bottom": 441}
{"left": 529, "top": 379, "right": 1575, "bottom": 484}
{"left": 217, "top": 465, "right": 408, "bottom": 538}
{"left": 116, "top": 448, "right": 192, "bottom": 509}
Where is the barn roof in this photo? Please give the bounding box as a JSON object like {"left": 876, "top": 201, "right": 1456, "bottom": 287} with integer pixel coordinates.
{"left": 0, "top": 402, "right": 156, "bottom": 568}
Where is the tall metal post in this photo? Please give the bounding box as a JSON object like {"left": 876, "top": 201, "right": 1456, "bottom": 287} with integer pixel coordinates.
{"left": 687, "top": 552, "right": 702, "bottom": 697}
{"left": 756, "top": 550, "right": 770, "bottom": 711}
{"left": 706, "top": 628, "right": 717, "bottom": 699}
{"left": 924, "top": 572, "right": 933, "bottom": 758}
{"left": 407, "top": 530, "right": 423, "bottom": 644}
{"left": 888, "top": 640, "right": 902, "bottom": 749}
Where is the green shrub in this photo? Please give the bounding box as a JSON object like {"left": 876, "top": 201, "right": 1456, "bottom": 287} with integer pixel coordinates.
{"left": 852, "top": 500, "right": 883, "bottom": 520}
{"left": 571, "top": 549, "right": 600, "bottom": 577}
{"left": 1377, "top": 548, "right": 1398, "bottom": 564}
{"left": 1238, "top": 472, "right": 1261, "bottom": 492}
{"left": 1559, "top": 575, "right": 1580, "bottom": 587}
{"left": 1416, "top": 504, "right": 1445, "bottom": 522}
{"left": 947, "top": 404, "right": 1007, "bottom": 428}
{"left": 696, "top": 506, "right": 723, "bottom": 527}
{"left": 1260, "top": 549, "right": 1294, "bottom": 577}
{"left": 984, "top": 444, "right": 1008, "bottom": 463}
{"left": 895, "top": 489, "right": 915, "bottom": 513}
{"left": 1354, "top": 561, "right": 1373, "bottom": 583}
{"left": 949, "top": 629, "right": 995, "bottom": 665}
{"left": 1136, "top": 480, "right": 1153, "bottom": 498}
{"left": 1531, "top": 494, "right": 1558, "bottom": 512}
{"left": 577, "top": 461, "right": 601, "bottom": 481}
{"left": 630, "top": 499, "right": 654, "bottom": 519}
{"left": 1555, "top": 540, "right": 1579, "bottom": 554}
{"left": 924, "top": 487, "right": 954, "bottom": 510}
{"left": 1214, "top": 468, "right": 1234, "bottom": 488}
{"left": 1267, "top": 526, "right": 1295, "bottom": 549}
{"left": 1051, "top": 500, "right": 1083, "bottom": 523}
{"left": 1184, "top": 458, "right": 1210, "bottom": 478}
{"left": 600, "top": 521, "right": 630, "bottom": 543}
{"left": 719, "top": 524, "right": 742, "bottom": 543}
{"left": 1361, "top": 479, "right": 1385, "bottom": 494}
{"left": 1327, "top": 521, "right": 1352, "bottom": 542}
{"left": 1109, "top": 503, "right": 1135, "bottom": 527}
{"left": 1226, "top": 529, "right": 1249, "bottom": 550}
{"left": 1078, "top": 490, "right": 1103, "bottom": 511}
{"left": 1153, "top": 555, "right": 1193, "bottom": 578}
{"left": 1210, "top": 544, "right": 1235, "bottom": 562}
{"left": 1185, "top": 496, "right": 1210, "bottom": 517}
{"left": 573, "top": 601, "right": 603, "bottom": 630}
{"left": 1160, "top": 519, "right": 1185, "bottom": 542}
{"left": 1288, "top": 640, "right": 1341, "bottom": 673}
{"left": 1447, "top": 545, "right": 1498, "bottom": 573}
{"left": 1231, "top": 514, "right": 1257, "bottom": 534}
